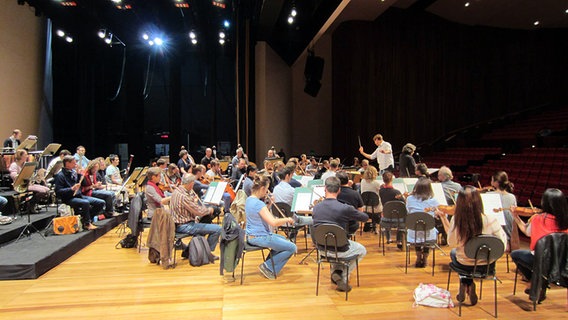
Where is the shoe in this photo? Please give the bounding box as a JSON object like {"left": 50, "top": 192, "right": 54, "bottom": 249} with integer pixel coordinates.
{"left": 397, "top": 242, "right": 403, "bottom": 250}
{"left": 538, "top": 286, "right": 547, "bottom": 303}
{"left": 456, "top": 283, "right": 466, "bottom": 303}
{"left": 469, "top": 282, "right": 478, "bottom": 306}
{"left": 174, "top": 239, "right": 185, "bottom": 250}
{"left": 331, "top": 270, "right": 342, "bottom": 285}
{"left": 336, "top": 280, "right": 352, "bottom": 292}
{"left": 212, "top": 254, "right": 220, "bottom": 261}
{"left": 258, "top": 263, "right": 276, "bottom": 280}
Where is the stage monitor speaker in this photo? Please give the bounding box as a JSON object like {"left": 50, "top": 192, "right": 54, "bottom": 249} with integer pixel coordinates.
{"left": 304, "top": 55, "right": 324, "bottom": 82}
{"left": 304, "top": 80, "right": 321, "bottom": 97}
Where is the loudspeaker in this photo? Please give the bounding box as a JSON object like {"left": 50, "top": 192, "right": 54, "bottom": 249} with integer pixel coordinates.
{"left": 304, "top": 54, "right": 324, "bottom": 97}
{"left": 304, "top": 80, "right": 322, "bottom": 97}
{"left": 304, "top": 55, "right": 324, "bottom": 82}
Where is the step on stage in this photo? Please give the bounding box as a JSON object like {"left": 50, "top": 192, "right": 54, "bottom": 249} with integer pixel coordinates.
{"left": 0, "top": 208, "right": 127, "bottom": 280}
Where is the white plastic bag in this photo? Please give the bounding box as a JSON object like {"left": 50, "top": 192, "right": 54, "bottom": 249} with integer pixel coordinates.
{"left": 413, "top": 283, "right": 454, "bottom": 308}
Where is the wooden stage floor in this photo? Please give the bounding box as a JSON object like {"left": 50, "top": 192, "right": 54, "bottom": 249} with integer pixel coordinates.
{"left": 0, "top": 226, "right": 566, "bottom": 319}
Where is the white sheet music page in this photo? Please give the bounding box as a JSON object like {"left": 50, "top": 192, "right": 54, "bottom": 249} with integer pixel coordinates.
{"left": 203, "top": 182, "right": 217, "bottom": 203}
{"left": 431, "top": 183, "right": 449, "bottom": 206}
{"left": 481, "top": 193, "right": 506, "bottom": 225}
{"left": 208, "top": 181, "right": 227, "bottom": 205}
{"left": 292, "top": 190, "right": 313, "bottom": 212}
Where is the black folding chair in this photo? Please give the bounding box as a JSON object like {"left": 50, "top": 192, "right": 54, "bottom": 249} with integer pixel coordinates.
{"left": 380, "top": 200, "right": 407, "bottom": 255}
{"left": 405, "top": 212, "right": 437, "bottom": 276}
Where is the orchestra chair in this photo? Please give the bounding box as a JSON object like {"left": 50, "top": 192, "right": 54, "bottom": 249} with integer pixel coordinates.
{"left": 405, "top": 212, "right": 437, "bottom": 276}
{"left": 512, "top": 233, "right": 568, "bottom": 311}
{"left": 274, "top": 202, "right": 308, "bottom": 250}
{"left": 446, "top": 235, "right": 504, "bottom": 318}
{"left": 379, "top": 200, "right": 407, "bottom": 256}
{"left": 313, "top": 223, "right": 360, "bottom": 301}
{"left": 238, "top": 239, "right": 277, "bottom": 285}
{"left": 360, "top": 192, "right": 380, "bottom": 236}
{"left": 172, "top": 232, "right": 192, "bottom": 266}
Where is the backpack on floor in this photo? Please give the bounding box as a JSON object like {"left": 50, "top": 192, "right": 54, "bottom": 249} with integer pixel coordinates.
{"left": 413, "top": 283, "right": 454, "bottom": 308}
{"left": 189, "top": 236, "right": 215, "bottom": 267}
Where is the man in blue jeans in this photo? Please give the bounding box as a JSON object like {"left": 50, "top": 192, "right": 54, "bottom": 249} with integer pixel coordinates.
{"left": 170, "top": 173, "right": 222, "bottom": 256}
{"left": 0, "top": 195, "right": 8, "bottom": 214}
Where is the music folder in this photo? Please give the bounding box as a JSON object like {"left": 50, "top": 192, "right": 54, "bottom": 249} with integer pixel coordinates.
{"left": 13, "top": 162, "right": 38, "bottom": 193}
{"left": 203, "top": 181, "right": 227, "bottom": 205}
{"left": 45, "top": 160, "right": 63, "bottom": 180}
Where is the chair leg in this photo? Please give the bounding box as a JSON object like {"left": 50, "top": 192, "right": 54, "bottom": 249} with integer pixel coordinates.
{"left": 494, "top": 278, "right": 498, "bottom": 318}
{"left": 240, "top": 251, "right": 246, "bottom": 285}
{"left": 446, "top": 268, "right": 452, "bottom": 291}
{"left": 513, "top": 267, "right": 518, "bottom": 295}
{"left": 506, "top": 253, "right": 510, "bottom": 273}
{"left": 316, "top": 261, "right": 321, "bottom": 296}
{"left": 431, "top": 247, "right": 435, "bottom": 277}
{"left": 405, "top": 245, "right": 409, "bottom": 274}
{"left": 480, "top": 279, "right": 483, "bottom": 300}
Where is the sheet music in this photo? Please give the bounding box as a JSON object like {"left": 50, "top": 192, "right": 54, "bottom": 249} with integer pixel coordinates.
{"left": 311, "top": 185, "right": 325, "bottom": 201}
{"left": 209, "top": 181, "right": 227, "bottom": 204}
{"left": 431, "top": 183, "right": 449, "bottom": 206}
{"left": 481, "top": 193, "right": 506, "bottom": 226}
{"left": 203, "top": 182, "right": 217, "bottom": 203}
{"left": 292, "top": 187, "right": 314, "bottom": 212}
{"left": 393, "top": 182, "right": 407, "bottom": 194}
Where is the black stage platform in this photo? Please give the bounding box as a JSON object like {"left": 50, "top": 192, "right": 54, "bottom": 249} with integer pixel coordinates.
{"left": 0, "top": 207, "right": 127, "bottom": 280}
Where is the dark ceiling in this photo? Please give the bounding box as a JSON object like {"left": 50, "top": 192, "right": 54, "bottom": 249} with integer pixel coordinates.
{"left": 17, "top": 0, "right": 568, "bottom": 65}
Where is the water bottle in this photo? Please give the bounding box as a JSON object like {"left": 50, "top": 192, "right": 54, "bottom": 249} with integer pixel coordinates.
{"left": 93, "top": 215, "right": 98, "bottom": 223}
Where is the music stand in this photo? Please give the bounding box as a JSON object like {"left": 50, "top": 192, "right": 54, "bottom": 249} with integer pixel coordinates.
{"left": 45, "top": 160, "right": 63, "bottom": 181}
{"left": 16, "top": 136, "right": 38, "bottom": 151}
{"left": 39, "top": 143, "right": 61, "bottom": 158}
{"left": 13, "top": 162, "right": 46, "bottom": 242}
{"left": 135, "top": 167, "right": 149, "bottom": 189}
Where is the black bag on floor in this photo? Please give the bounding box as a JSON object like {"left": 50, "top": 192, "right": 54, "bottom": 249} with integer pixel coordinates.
{"left": 189, "top": 236, "right": 215, "bottom": 266}
{"left": 116, "top": 234, "right": 138, "bottom": 249}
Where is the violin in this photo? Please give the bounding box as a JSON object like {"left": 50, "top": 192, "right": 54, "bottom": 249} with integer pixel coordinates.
{"left": 477, "top": 182, "right": 495, "bottom": 193}
{"left": 424, "top": 205, "right": 455, "bottom": 215}
{"left": 199, "top": 175, "right": 211, "bottom": 185}
{"left": 395, "top": 192, "right": 410, "bottom": 200}
{"left": 493, "top": 206, "right": 542, "bottom": 217}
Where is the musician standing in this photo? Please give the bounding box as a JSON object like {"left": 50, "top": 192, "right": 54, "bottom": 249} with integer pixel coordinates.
{"left": 3, "top": 129, "right": 21, "bottom": 149}
{"left": 359, "top": 134, "right": 394, "bottom": 175}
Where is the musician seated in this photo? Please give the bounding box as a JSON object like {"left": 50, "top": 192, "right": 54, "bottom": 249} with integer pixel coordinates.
{"left": 97, "top": 157, "right": 128, "bottom": 208}
{"left": 264, "top": 147, "right": 280, "bottom": 162}
{"left": 312, "top": 176, "right": 368, "bottom": 292}
{"left": 357, "top": 159, "right": 369, "bottom": 174}
{"left": 177, "top": 149, "right": 193, "bottom": 175}
{"left": 46, "top": 149, "right": 71, "bottom": 179}
{"left": 201, "top": 148, "right": 214, "bottom": 169}
{"left": 243, "top": 165, "right": 257, "bottom": 197}
{"left": 231, "top": 147, "right": 249, "bottom": 168}
{"left": 306, "top": 157, "right": 318, "bottom": 173}
{"left": 170, "top": 173, "right": 222, "bottom": 255}
{"left": 156, "top": 159, "right": 175, "bottom": 195}
{"left": 206, "top": 160, "right": 223, "bottom": 180}
{"left": 231, "top": 158, "right": 247, "bottom": 185}
{"left": 336, "top": 172, "right": 365, "bottom": 235}
{"left": 414, "top": 163, "right": 430, "bottom": 180}
{"left": 82, "top": 160, "right": 117, "bottom": 218}
{"left": 379, "top": 171, "right": 405, "bottom": 249}
{"left": 9, "top": 150, "right": 50, "bottom": 213}
{"left": 273, "top": 167, "right": 313, "bottom": 240}
{"left": 54, "top": 156, "right": 105, "bottom": 230}
{"left": 246, "top": 176, "right": 296, "bottom": 279}
{"left": 314, "top": 160, "right": 329, "bottom": 180}
{"left": 105, "top": 154, "right": 123, "bottom": 185}
{"left": 284, "top": 161, "right": 302, "bottom": 188}
{"left": 145, "top": 167, "right": 171, "bottom": 221}
{"left": 167, "top": 163, "right": 181, "bottom": 186}
{"left": 320, "top": 159, "right": 340, "bottom": 182}
{"left": 192, "top": 165, "right": 228, "bottom": 216}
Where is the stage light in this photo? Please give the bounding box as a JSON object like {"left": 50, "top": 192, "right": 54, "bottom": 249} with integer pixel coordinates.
{"left": 142, "top": 33, "right": 149, "bottom": 40}
{"left": 291, "top": 8, "right": 297, "bottom": 17}
{"left": 65, "top": 36, "right": 73, "bottom": 43}
{"left": 219, "top": 31, "right": 225, "bottom": 39}
{"left": 189, "top": 31, "right": 196, "bottom": 39}
{"left": 154, "top": 37, "right": 163, "bottom": 46}
{"left": 223, "top": 20, "right": 230, "bottom": 28}
{"left": 148, "top": 40, "right": 154, "bottom": 46}
{"left": 191, "top": 39, "right": 197, "bottom": 45}
{"left": 534, "top": 20, "right": 540, "bottom": 26}
{"left": 219, "top": 39, "right": 225, "bottom": 45}
{"left": 56, "top": 29, "right": 65, "bottom": 37}
{"left": 287, "top": 16, "right": 294, "bottom": 24}
{"left": 111, "top": 0, "right": 122, "bottom": 3}
{"left": 98, "top": 29, "right": 106, "bottom": 38}
{"left": 465, "top": 2, "right": 470, "bottom": 7}
{"left": 105, "top": 35, "right": 112, "bottom": 44}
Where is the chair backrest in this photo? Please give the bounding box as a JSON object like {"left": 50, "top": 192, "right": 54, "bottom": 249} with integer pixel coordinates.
{"left": 382, "top": 200, "right": 407, "bottom": 220}
{"left": 463, "top": 235, "right": 505, "bottom": 265}
{"left": 361, "top": 191, "right": 380, "bottom": 207}
{"left": 274, "top": 202, "right": 293, "bottom": 218}
{"left": 405, "top": 212, "right": 435, "bottom": 231}
{"left": 313, "top": 224, "right": 349, "bottom": 257}
{"left": 532, "top": 232, "right": 568, "bottom": 291}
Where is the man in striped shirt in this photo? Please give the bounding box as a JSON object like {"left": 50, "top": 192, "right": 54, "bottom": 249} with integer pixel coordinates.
{"left": 170, "top": 173, "right": 222, "bottom": 252}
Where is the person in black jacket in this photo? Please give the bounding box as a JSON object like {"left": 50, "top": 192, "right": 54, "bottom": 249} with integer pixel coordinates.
{"left": 54, "top": 155, "right": 105, "bottom": 230}
{"left": 399, "top": 143, "right": 416, "bottom": 178}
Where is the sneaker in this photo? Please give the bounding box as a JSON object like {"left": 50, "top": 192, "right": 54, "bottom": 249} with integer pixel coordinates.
{"left": 336, "top": 280, "right": 352, "bottom": 292}
{"left": 112, "top": 211, "right": 123, "bottom": 217}
{"left": 258, "top": 263, "right": 276, "bottom": 280}
{"left": 397, "top": 242, "right": 403, "bottom": 250}
{"left": 331, "top": 270, "right": 342, "bottom": 285}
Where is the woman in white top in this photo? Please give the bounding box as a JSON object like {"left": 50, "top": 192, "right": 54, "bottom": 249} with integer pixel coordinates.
{"left": 360, "top": 165, "right": 382, "bottom": 233}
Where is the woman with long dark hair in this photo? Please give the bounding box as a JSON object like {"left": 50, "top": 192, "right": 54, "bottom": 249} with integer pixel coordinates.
{"left": 438, "top": 186, "right": 506, "bottom": 306}
{"left": 511, "top": 188, "right": 568, "bottom": 302}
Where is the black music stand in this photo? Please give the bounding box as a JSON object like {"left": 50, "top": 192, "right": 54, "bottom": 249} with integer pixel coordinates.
{"left": 45, "top": 160, "right": 63, "bottom": 181}
{"left": 14, "top": 162, "right": 46, "bottom": 242}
